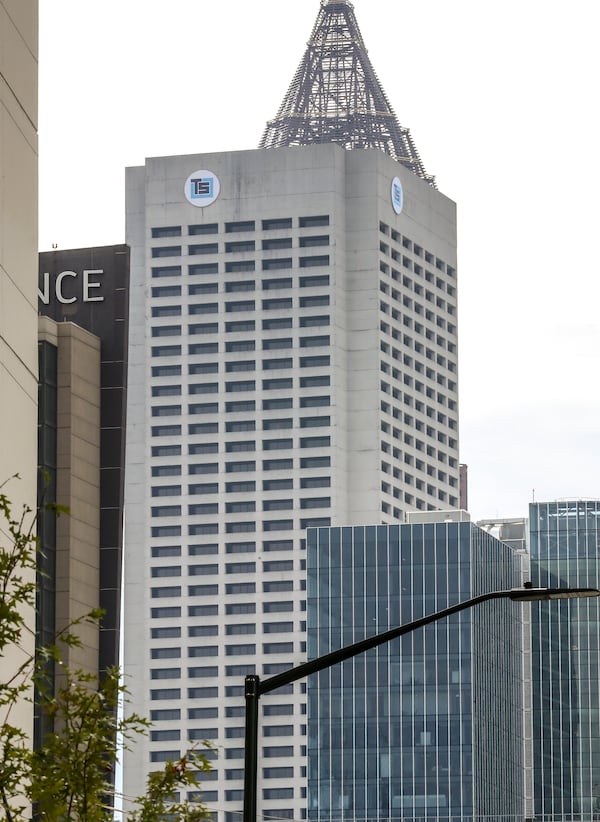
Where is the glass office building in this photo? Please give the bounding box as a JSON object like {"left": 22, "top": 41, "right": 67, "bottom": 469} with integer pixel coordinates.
{"left": 530, "top": 500, "right": 600, "bottom": 821}
{"left": 307, "top": 520, "right": 524, "bottom": 822}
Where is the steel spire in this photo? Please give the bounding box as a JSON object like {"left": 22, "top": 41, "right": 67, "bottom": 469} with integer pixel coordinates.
{"left": 259, "top": 0, "right": 435, "bottom": 186}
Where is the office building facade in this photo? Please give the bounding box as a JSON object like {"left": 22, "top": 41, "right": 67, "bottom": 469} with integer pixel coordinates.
{"left": 37, "top": 245, "right": 130, "bottom": 677}
{"left": 307, "top": 519, "right": 525, "bottom": 822}
{"left": 123, "top": 142, "right": 459, "bottom": 814}
{"left": 529, "top": 500, "right": 600, "bottom": 821}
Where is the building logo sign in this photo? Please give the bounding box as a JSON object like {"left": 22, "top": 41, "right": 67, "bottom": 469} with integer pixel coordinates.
{"left": 391, "top": 176, "right": 403, "bottom": 215}
{"left": 185, "top": 170, "right": 221, "bottom": 208}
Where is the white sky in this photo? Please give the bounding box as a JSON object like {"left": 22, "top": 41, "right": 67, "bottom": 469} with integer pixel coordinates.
{"left": 38, "top": 0, "right": 600, "bottom": 522}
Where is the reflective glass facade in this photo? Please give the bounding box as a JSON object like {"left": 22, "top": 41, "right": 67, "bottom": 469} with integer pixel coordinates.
{"left": 530, "top": 500, "right": 600, "bottom": 821}
{"left": 307, "top": 522, "right": 523, "bottom": 822}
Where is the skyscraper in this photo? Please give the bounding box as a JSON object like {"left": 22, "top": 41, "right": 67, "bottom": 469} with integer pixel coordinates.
{"left": 307, "top": 517, "right": 525, "bottom": 822}
{"left": 123, "top": 2, "right": 459, "bottom": 817}
{"left": 529, "top": 500, "right": 600, "bottom": 821}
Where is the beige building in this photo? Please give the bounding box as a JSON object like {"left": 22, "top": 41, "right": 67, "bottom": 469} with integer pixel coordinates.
{"left": 0, "top": 0, "right": 38, "bottom": 747}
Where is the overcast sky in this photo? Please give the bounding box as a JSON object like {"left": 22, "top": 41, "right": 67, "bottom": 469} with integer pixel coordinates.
{"left": 38, "top": 0, "right": 600, "bottom": 522}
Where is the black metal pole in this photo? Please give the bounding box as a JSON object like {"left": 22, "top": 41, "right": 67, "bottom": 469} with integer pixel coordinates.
{"left": 243, "top": 674, "right": 260, "bottom": 822}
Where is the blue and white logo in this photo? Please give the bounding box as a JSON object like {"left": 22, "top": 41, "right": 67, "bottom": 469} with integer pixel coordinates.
{"left": 391, "top": 176, "right": 403, "bottom": 215}
{"left": 185, "top": 169, "right": 221, "bottom": 208}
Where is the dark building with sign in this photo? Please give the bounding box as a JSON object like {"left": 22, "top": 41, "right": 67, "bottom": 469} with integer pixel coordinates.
{"left": 37, "top": 245, "right": 129, "bottom": 684}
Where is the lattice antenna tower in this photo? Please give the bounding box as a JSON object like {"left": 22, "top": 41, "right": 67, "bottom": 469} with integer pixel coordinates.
{"left": 259, "top": 0, "right": 435, "bottom": 187}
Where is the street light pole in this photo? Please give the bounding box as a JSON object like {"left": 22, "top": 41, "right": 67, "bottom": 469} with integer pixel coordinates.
{"left": 242, "top": 585, "right": 599, "bottom": 822}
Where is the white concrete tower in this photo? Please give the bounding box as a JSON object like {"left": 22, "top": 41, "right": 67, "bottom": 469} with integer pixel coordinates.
{"left": 123, "top": 3, "right": 458, "bottom": 819}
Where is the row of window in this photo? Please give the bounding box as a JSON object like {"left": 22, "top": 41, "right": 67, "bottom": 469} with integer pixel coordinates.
{"left": 151, "top": 519, "right": 329, "bottom": 539}
{"left": 150, "top": 449, "right": 329, "bottom": 469}
{"left": 152, "top": 561, "right": 300, "bottom": 577}
{"left": 150, "top": 603, "right": 305, "bottom": 620}
{"left": 151, "top": 541, "right": 298, "bottom": 558}
{"left": 153, "top": 342, "right": 331, "bottom": 361}
{"left": 151, "top": 215, "right": 329, "bottom": 238}
{"left": 153, "top": 280, "right": 333, "bottom": 299}
{"left": 379, "top": 221, "right": 456, "bottom": 281}
{"left": 150, "top": 576, "right": 311, "bottom": 600}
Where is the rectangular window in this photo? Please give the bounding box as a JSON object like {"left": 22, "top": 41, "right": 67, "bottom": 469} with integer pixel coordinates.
{"left": 189, "top": 263, "right": 218, "bottom": 276}
{"left": 263, "top": 601, "right": 293, "bottom": 613}
{"left": 151, "top": 506, "right": 181, "bottom": 518}
{"left": 189, "top": 243, "right": 218, "bottom": 255}
{"left": 262, "top": 238, "right": 292, "bottom": 251}
{"left": 152, "top": 246, "right": 181, "bottom": 258}
{"left": 226, "top": 400, "right": 256, "bottom": 413}
{"left": 188, "top": 423, "right": 218, "bottom": 435}
{"left": 263, "top": 338, "right": 292, "bottom": 350}
{"left": 188, "top": 686, "right": 219, "bottom": 699}
{"left": 300, "top": 497, "right": 330, "bottom": 509}
{"left": 225, "top": 501, "right": 256, "bottom": 514}
{"left": 151, "top": 406, "right": 181, "bottom": 418}
{"left": 151, "top": 606, "right": 181, "bottom": 619}
{"left": 299, "top": 235, "right": 328, "bottom": 247}
{"left": 226, "top": 280, "right": 255, "bottom": 293}
{"left": 225, "top": 460, "right": 256, "bottom": 474}
{"left": 189, "top": 223, "right": 218, "bottom": 235}
{"left": 225, "top": 522, "right": 256, "bottom": 533}
{"left": 299, "top": 295, "right": 329, "bottom": 308}
{"left": 300, "top": 355, "right": 330, "bottom": 368}
{"left": 225, "top": 582, "right": 256, "bottom": 595}
{"left": 151, "top": 585, "right": 181, "bottom": 599}
{"left": 262, "top": 541, "right": 293, "bottom": 553}
{"left": 188, "top": 666, "right": 218, "bottom": 678}
{"left": 299, "top": 256, "right": 329, "bottom": 269}
{"left": 263, "top": 459, "right": 293, "bottom": 471}
{"left": 263, "top": 278, "right": 293, "bottom": 291}
{"left": 262, "top": 438, "right": 293, "bottom": 451}
{"left": 152, "top": 226, "right": 181, "bottom": 238}
{"left": 226, "top": 240, "right": 255, "bottom": 253}
{"left": 151, "top": 526, "right": 181, "bottom": 538}
{"left": 263, "top": 357, "right": 292, "bottom": 371}
{"left": 300, "top": 335, "right": 329, "bottom": 348}
{"left": 226, "top": 420, "right": 256, "bottom": 432}
{"left": 263, "top": 725, "right": 294, "bottom": 737}
{"left": 189, "top": 363, "right": 218, "bottom": 376}
{"left": 263, "top": 521, "right": 293, "bottom": 533}
{"left": 226, "top": 300, "right": 255, "bottom": 313}
{"left": 263, "top": 378, "right": 293, "bottom": 391}
{"left": 188, "top": 544, "right": 218, "bottom": 556}
{"left": 188, "top": 584, "right": 219, "bottom": 596}
{"left": 226, "top": 260, "right": 256, "bottom": 273}
{"left": 150, "top": 689, "right": 181, "bottom": 700}
{"left": 300, "top": 416, "right": 330, "bottom": 428}
{"left": 151, "top": 708, "right": 181, "bottom": 721}
{"left": 189, "top": 323, "right": 218, "bottom": 335}
{"left": 226, "top": 220, "right": 255, "bottom": 233}
{"left": 151, "top": 545, "right": 181, "bottom": 558}
{"left": 188, "top": 283, "right": 218, "bottom": 297}
{"left": 188, "top": 605, "right": 219, "bottom": 617}
{"left": 262, "top": 419, "right": 292, "bottom": 431}
{"left": 225, "top": 542, "right": 256, "bottom": 554}
{"left": 262, "top": 317, "right": 292, "bottom": 330}
{"left": 300, "top": 436, "right": 330, "bottom": 449}
{"left": 189, "top": 383, "right": 218, "bottom": 395}
{"left": 152, "top": 365, "right": 182, "bottom": 379}
{"left": 300, "top": 375, "right": 329, "bottom": 388}
{"left": 152, "top": 305, "right": 182, "bottom": 318}
{"left": 263, "top": 499, "right": 293, "bottom": 511}
{"left": 299, "top": 315, "right": 330, "bottom": 328}
{"left": 226, "top": 341, "right": 255, "bottom": 354}
{"left": 263, "top": 298, "right": 292, "bottom": 311}
{"left": 188, "top": 483, "right": 219, "bottom": 496}
{"left": 152, "top": 345, "right": 182, "bottom": 358}
{"left": 152, "top": 265, "right": 181, "bottom": 278}
{"left": 299, "top": 215, "right": 329, "bottom": 228}
{"left": 300, "top": 395, "right": 330, "bottom": 408}
{"left": 189, "top": 342, "right": 219, "bottom": 355}
{"left": 189, "top": 302, "right": 218, "bottom": 314}
{"left": 263, "top": 218, "right": 292, "bottom": 231}
{"left": 226, "top": 320, "right": 256, "bottom": 333}
{"left": 188, "top": 524, "right": 219, "bottom": 536}
{"left": 262, "top": 398, "right": 292, "bottom": 411}
{"left": 262, "top": 258, "right": 292, "bottom": 271}
{"left": 226, "top": 380, "right": 255, "bottom": 393}
{"left": 188, "top": 403, "right": 218, "bottom": 415}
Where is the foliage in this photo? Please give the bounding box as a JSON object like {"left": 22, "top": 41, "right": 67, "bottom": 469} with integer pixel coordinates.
{"left": 0, "top": 479, "right": 213, "bottom": 820}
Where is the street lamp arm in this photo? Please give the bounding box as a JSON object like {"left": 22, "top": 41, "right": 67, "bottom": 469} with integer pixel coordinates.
{"left": 259, "top": 588, "right": 508, "bottom": 695}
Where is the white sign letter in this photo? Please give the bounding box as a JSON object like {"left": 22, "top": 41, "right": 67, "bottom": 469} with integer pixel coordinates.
{"left": 38, "top": 272, "right": 50, "bottom": 305}
{"left": 55, "top": 270, "right": 78, "bottom": 304}
{"left": 83, "top": 269, "right": 104, "bottom": 303}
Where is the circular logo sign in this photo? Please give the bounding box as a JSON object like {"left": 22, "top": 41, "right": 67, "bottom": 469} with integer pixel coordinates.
{"left": 184, "top": 170, "right": 221, "bottom": 208}
{"left": 391, "top": 176, "right": 403, "bottom": 215}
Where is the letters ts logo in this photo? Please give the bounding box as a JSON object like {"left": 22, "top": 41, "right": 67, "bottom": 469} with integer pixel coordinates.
{"left": 185, "top": 170, "right": 221, "bottom": 207}
{"left": 190, "top": 177, "right": 214, "bottom": 199}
